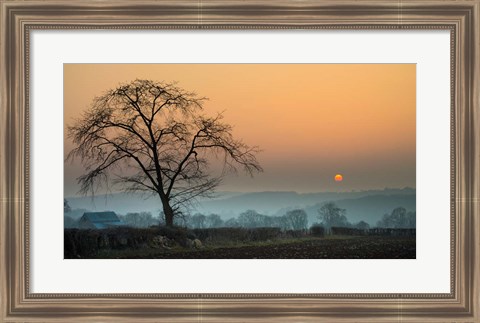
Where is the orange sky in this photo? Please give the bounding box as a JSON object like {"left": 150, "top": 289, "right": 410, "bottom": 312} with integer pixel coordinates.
{"left": 64, "top": 64, "right": 415, "bottom": 195}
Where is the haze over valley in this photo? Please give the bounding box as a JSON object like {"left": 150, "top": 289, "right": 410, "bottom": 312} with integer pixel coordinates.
{"left": 65, "top": 187, "right": 415, "bottom": 226}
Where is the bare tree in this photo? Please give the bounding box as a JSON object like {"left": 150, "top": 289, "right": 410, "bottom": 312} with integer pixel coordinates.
{"left": 67, "top": 79, "right": 262, "bottom": 226}
{"left": 189, "top": 213, "right": 207, "bottom": 229}
{"left": 205, "top": 214, "right": 224, "bottom": 228}
{"left": 317, "top": 202, "right": 349, "bottom": 230}
{"left": 354, "top": 220, "right": 370, "bottom": 230}
{"left": 238, "top": 210, "right": 267, "bottom": 228}
{"left": 285, "top": 209, "right": 308, "bottom": 230}
{"left": 376, "top": 207, "right": 415, "bottom": 228}
{"left": 123, "top": 212, "right": 157, "bottom": 228}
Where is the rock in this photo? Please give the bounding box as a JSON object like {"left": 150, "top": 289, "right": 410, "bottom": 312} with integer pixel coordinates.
{"left": 193, "top": 239, "right": 202, "bottom": 249}
{"left": 151, "top": 235, "right": 174, "bottom": 249}
{"left": 186, "top": 238, "right": 195, "bottom": 249}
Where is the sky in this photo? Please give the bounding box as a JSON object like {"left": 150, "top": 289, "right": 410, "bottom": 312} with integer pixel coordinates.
{"left": 64, "top": 64, "right": 416, "bottom": 196}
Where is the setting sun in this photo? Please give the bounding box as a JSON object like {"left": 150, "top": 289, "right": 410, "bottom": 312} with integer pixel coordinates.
{"left": 335, "top": 174, "right": 343, "bottom": 182}
{"left": 64, "top": 63, "right": 415, "bottom": 193}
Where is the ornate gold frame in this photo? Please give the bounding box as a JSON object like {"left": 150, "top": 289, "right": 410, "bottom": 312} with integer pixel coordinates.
{"left": 1, "top": 1, "right": 479, "bottom": 321}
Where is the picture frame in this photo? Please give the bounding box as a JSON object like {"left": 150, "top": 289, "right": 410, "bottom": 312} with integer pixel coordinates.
{"left": 1, "top": 0, "right": 478, "bottom": 321}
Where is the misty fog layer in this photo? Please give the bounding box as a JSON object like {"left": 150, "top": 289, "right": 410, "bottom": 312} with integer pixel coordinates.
{"left": 65, "top": 187, "right": 415, "bottom": 228}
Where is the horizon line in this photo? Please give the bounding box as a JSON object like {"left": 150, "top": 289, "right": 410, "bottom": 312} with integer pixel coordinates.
{"left": 64, "top": 186, "right": 416, "bottom": 199}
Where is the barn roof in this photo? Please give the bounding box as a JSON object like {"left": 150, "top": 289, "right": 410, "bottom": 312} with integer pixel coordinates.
{"left": 80, "top": 211, "right": 126, "bottom": 229}
{"left": 81, "top": 211, "right": 119, "bottom": 222}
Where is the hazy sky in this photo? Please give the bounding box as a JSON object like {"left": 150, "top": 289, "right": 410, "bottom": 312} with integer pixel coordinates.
{"left": 64, "top": 64, "right": 415, "bottom": 196}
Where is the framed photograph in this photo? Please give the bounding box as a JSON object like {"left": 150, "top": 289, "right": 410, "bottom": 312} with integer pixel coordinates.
{"left": 1, "top": 0, "right": 478, "bottom": 322}
{"left": 63, "top": 63, "right": 417, "bottom": 260}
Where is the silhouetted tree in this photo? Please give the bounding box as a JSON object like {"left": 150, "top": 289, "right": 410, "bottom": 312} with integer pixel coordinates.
{"left": 224, "top": 217, "right": 240, "bottom": 227}
{"left": 263, "top": 215, "right": 290, "bottom": 230}
{"left": 276, "top": 215, "right": 291, "bottom": 231}
{"left": 189, "top": 213, "right": 207, "bottom": 228}
{"left": 205, "top": 214, "right": 224, "bottom": 228}
{"left": 377, "top": 207, "right": 415, "bottom": 228}
{"left": 67, "top": 80, "right": 262, "bottom": 226}
{"left": 317, "top": 202, "right": 348, "bottom": 230}
{"left": 124, "top": 211, "right": 156, "bottom": 228}
{"left": 285, "top": 209, "right": 308, "bottom": 230}
{"left": 354, "top": 220, "right": 370, "bottom": 230}
{"left": 238, "top": 210, "right": 267, "bottom": 228}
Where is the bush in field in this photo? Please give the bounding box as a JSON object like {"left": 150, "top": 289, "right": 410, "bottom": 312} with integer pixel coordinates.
{"left": 309, "top": 224, "right": 325, "bottom": 237}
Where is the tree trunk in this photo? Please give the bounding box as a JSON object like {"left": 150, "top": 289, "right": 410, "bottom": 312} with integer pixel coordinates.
{"left": 161, "top": 198, "right": 175, "bottom": 227}
{"left": 158, "top": 191, "right": 175, "bottom": 227}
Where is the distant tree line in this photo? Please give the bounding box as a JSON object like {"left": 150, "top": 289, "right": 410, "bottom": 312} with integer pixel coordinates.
{"left": 314, "top": 202, "right": 371, "bottom": 232}
{"left": 174, "top": 203, "right": 414, "bottom": 231}
{"left": 64, "top": 198, "right": 415, "bottom": 231}
{"left": 177, "top": 209, "right": 309, "bottom": 230}
{"left": 119, "top": 212, "right": 159, "bottom": 228}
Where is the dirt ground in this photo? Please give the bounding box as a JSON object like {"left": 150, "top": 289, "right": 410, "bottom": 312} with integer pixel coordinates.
{"left": 112, "top": 236, "right": 415, "bottom": 259}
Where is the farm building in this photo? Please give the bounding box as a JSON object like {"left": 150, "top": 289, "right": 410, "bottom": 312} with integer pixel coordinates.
{"left": 78, "top": 211, "right": 126, "bottom": 229}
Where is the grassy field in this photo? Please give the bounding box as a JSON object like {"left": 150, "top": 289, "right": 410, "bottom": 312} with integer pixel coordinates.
{"left": 94, "top": 235, "right": 415, "bottom": 259}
